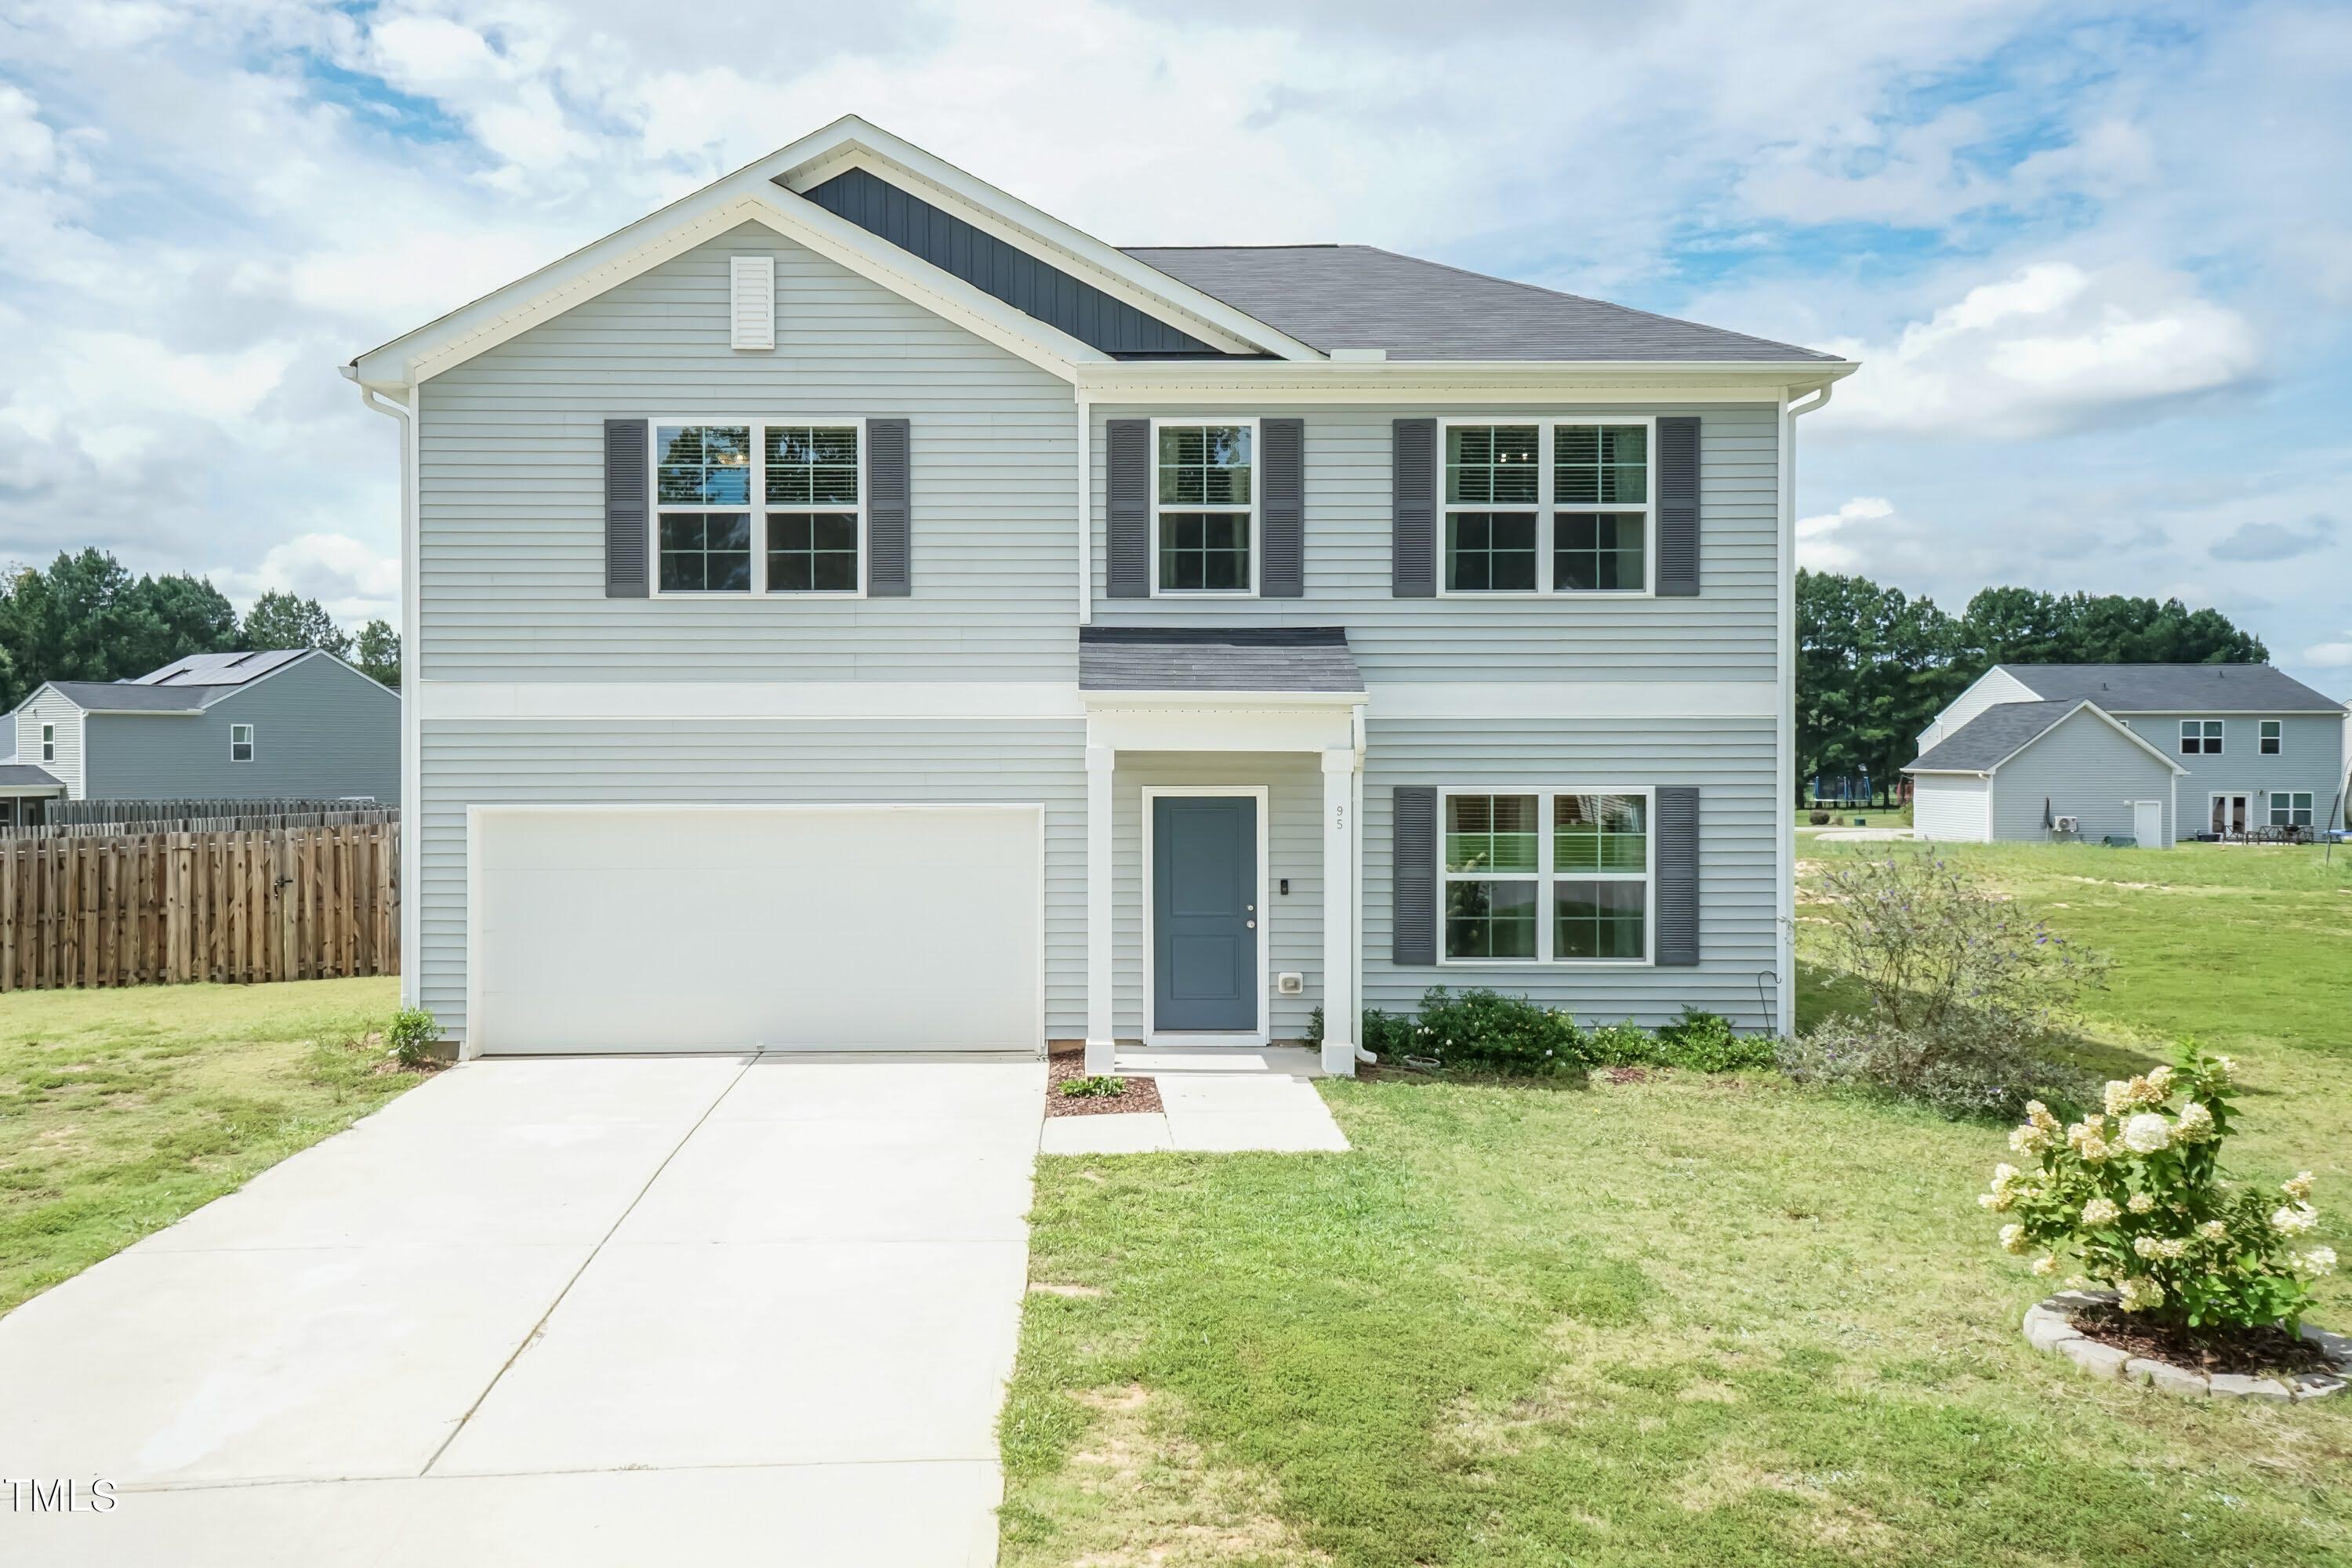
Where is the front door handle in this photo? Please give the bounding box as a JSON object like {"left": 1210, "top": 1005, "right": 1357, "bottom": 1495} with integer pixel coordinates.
{"left": 1245, "top": 920, "right": 1256, "bottom": 929}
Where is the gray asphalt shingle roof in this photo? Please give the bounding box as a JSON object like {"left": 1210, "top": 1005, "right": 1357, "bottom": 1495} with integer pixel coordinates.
{"left": 1078, "top": 626, "right": 1363, "bottom": 693}
{"left": 1123, "top": 244, "right": 1838, "bottom": 362}
{"left": 132, "top": 649, "right": 309, "bottom": 687}
{"left": 1907, "top": 701, "right": 2091, "bottom": 773}
{"left": 0, "top": 763, "right": 65, "bottom": 790}
{"left": 42, "top": 681, "right": 214, "bottom": 713}
{"left": 1998, "top": 663, "right": 2346, "bottom": 713}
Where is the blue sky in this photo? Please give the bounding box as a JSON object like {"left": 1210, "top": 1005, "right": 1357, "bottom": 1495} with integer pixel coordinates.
{"left": 1, "top": 0, "right": 2347, "bottom": 691}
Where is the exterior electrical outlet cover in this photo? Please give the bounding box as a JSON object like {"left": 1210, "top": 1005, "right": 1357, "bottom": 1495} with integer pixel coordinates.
{"left": 1278, "top": 972, "right": 1304, "bottom": 995}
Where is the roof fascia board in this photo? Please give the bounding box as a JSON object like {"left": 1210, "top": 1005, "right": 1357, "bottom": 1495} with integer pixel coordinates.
{"left": 1079, "top": 688, "right": 1367, "bottom": 709}
{"left": 1076, "top": 361, "right": 1857, "bottom": 402}
{"left": 2102, "top": 707, "right": 2350, "bottom": 717}
{"left": 1902, "top": 767, "right": 1993, "bottom": 777}
{"left": 775, "top": 123, "right": 1321, "bottom": 362}
{"left": 356, "top": 181, "right": 1106, "bottom": 389}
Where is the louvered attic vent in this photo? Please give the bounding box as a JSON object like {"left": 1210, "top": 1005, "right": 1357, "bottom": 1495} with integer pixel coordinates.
{"left": 730, "top": 255, "right": 775, "bottom": 350}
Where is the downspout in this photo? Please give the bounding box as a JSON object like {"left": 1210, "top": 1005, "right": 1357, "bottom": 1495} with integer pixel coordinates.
{"left": 350, "top": 369, "right": 423, "bottom": 1015}
{"left": 1074, "top": 389, "right": 1092, "bottom": 626}
{"left": 1774, "top": 380, "right": 1835, "bottom": 1037}
{"left": 1352, "top": 701, "right": 1371, "bottom": 1064}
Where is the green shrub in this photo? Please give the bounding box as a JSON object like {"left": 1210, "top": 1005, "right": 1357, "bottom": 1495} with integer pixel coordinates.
{"left": 1059, "top": 1075, "right": 1125, "bottom": 1099}
{"left": 1313, "top": 992, "right": 1763, "bottom": 1076}
{"left": 1780, "top": 1015, "right": 2096, "bottom": 1121}
{"left": 384, "top": 1007, "right": 444, "bottom": 1069}
{"left": 1982, "top": 1045, "right": 2335, "bottom": 1333}
{"left": 1652, "top": 1007, "right": 1776, "bottom": 1072}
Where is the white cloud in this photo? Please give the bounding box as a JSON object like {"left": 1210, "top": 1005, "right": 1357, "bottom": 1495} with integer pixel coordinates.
{"left": 2307, "top": 637, "right": 2352, "bottom": 670}
{"left": 212, "top": 533, "right": 401, "bottom": 625}
{"left": 1820, "top": 262, "right": 2259, "bottom": 439}
{"left": 1795, "top": 496, "right": 1895, "bottom": 573}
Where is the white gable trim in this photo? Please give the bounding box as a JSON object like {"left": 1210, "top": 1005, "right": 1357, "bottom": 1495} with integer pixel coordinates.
{"left": 771, "top": 122, "right": 1317, "bottom": 361}
{"left": 1982, "top": 701, "right": 2190, "bottom": 778}
{"left": 353, "top": 181, "right": 1107, "bottom": 388}
{"left": 1917, "top": 665, "right": 2041, "bottom": 745}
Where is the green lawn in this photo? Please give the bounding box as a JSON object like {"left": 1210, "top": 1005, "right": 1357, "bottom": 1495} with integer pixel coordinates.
{"left": 0, "top": 977, "right": 423, "bottom": 1312}
{"left": 1000, "top": 842, "right": 2352, "bottom": 1566}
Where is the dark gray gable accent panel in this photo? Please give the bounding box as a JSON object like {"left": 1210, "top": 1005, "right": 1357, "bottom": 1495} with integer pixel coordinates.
{"left": 1655, "top": 416, "right": 1700, "bottom": 597}
{"left": 1105, "top": 419, "right": 1151, "bottom": 598}
{"left": 1259, "top": 417, "right": 1305, "bottom": 597}
{"left": 1392, "top": 785, "right": 1439, "bottom": 965}
{"left": 866, "top": 416, "right": 911, "bottom": 596}
{"left": 1392, "top": 418, "right": 1436, "bottom": 597}
{"left": 1655, "top": 786, "right": 1700, "bottom": 966}
{"left": 798, "top": 167, "right": 1221, "bottom": 357}
{"left": 604, "top": 419, "right": 648, "bottom": 598}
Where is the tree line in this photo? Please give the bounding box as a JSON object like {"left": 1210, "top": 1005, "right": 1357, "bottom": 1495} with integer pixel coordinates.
{"left": 0, "top": 549, "right": 399, "bottom": 714}
{"left": 1797, "top": 572, "right": 2268, "bottom": 803}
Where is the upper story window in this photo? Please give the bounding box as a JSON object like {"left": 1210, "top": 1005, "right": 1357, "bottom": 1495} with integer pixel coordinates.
{"left": 41, "top": 722, "right": 55, "bottom": 763}
{"left": 653, "top": 421, "right": 862, "bottom": 597}
{"left": 1440, "top": 787, "right": 1652, "bottom": 964}
{"left": 230, "top": 723, "right": 256, "bottom": 762}
{"left": 2180, "top": 720, "right": 2223, "bottom": 756}
{"left": 1153, "top": 422, "right": 1254, "bottom": 593}
{"left": 2259, "top": 719, "right": 2282, "bottom": 756}
{"left": 1442, "top": 420, "right": 1651, "bottom": 596}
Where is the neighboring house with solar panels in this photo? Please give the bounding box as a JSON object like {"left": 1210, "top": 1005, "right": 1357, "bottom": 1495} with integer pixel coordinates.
{"left": 4, "top": 649, "right": 400, "bottom": 810}
{"left": 1906, "top": 663, "right": 2348, "bottom": 845}
{"left": 342, "top": 115, "right": 1857, "bottom": 1068}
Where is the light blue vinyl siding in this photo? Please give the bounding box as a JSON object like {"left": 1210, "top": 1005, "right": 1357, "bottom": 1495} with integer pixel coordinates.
{"left": 416, "top": 716, "right": 1084, "bottom": 1037}
{"left": 2115, "top": 712, "right": 2346, "bottom": 826}
{"left": 80, "top": 657, "right": 398, "bottom": 804}
{"left": 1088, "top": 402, "right": 1781, "bottom": 682}
{"left": 417, "top": 225, "right": 1079, "bottom": 683}
{"left": 1986, "top": 711, "right": 2176, "bottom": 845}
{"left": 1362, "top": 715, "right": 1781, "bottom": 1032}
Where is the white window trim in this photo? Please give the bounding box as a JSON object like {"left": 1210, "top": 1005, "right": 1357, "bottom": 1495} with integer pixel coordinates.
{"left": 2259, "top": 719, "right": 2282, "bottom": 756}
{"left": 229, "top": 722, "right": 256, "bottom": 762}
{"left": 645, "top": 418, "right": 866, "bottom": 600}
{"left": 2208, "top": 791, "right": 2252, "bottom": 834}
{"left": 1138, "top": 784, "right": 1271, "bottom": 1047}
{"left": 1436, "top": 785, "right": 1655, "bottom": 967}
{"left": 1147, "top": 416, "right": 1260, "bottom": 599}
{"left": 2180, "top": 718, "right": 2223, "bottom": 756}
{"left": 41, "top": 722, "right": 55, "bottom": 764}
{"left": 1435, "top": 416, "right": 1657, "bottom": 600}
{"left": 2269, "top": 789, "right": 2314, "bottom": 827}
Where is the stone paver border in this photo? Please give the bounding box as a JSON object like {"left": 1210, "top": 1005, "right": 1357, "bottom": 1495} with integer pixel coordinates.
{"left": 2022, "top": 1289, "right": 2351, "bottom": 1401}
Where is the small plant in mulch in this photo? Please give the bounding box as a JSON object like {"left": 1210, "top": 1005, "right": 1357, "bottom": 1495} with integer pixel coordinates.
{"left": 1060, "top": 1075, "right": 1126, "bottom": 1099}
{"left": 1982, "top": 1044, "right": 2337, "bottom": 1360}
{"left": 383, "top": 1007, "right": 446, "bottom": 1071}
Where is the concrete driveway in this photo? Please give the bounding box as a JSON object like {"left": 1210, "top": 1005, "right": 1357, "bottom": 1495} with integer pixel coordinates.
{"left": 0, "top": 1053, "right": 1044, "bottom": 1566}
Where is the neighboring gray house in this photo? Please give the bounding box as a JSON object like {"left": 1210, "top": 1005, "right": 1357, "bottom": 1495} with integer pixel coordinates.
{"left": 343, "top": 115, "right": 1857, "bottom": 1070}
{"left": 6, "top": 650, "right": 400, "bottom": 806}
{"left": 1908, "top": 663, "right": 2349, "bottom": 844}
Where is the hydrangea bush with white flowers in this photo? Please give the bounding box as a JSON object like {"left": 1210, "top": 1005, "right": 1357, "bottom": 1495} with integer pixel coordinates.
{"left": 1982, "top": 1046, "right": 2336, "bottom": 1333}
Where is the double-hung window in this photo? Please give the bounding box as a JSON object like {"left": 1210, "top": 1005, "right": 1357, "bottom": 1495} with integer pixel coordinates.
{"left": 1153, "top": 421, "right": 1255, "bottom": 593}
{"left": 2259, "top": 720, "right": 2282, "bottom": 756}
{"left": 2270, "top": 792, "right": 2314, "bottom": 828}
{"left": 1441, "top": 788, "right": 1653, "bottom": 964}
{"left": 230, "top": 723, "right": 256, "bottom": 763}
{"left": 41, "top": 723, "right": 55, "bottom": 764}
{"left": 2180, "top": 720, "right": 2223, "bottom": 756}
{"left": 1442, "top": 419, "right": 1652, "bottom": 595}
{"left": 652, "top": 421, "right": 862, "bottom": 596}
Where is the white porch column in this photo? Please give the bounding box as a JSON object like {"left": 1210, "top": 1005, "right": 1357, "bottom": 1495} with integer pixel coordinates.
{"left": 1319, "top": 746, "right": 1359, "bottom": 1077}
{"left": 1084, "top": 742, "right": 1116, "bottom": 1075}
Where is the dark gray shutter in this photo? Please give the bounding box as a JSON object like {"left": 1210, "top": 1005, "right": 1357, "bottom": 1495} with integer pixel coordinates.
{"left": 1106, "top": 419, "right": 1150, "bottom": 598}
{"left": 604, "top": 419, "right": 648, "bottom": 597}
{"left": 1655, "top": 786, "right": 1699, "bottom": 966}
{"left": 1259, "top": 417, "right": 1304, "bottom": 597}
{"left": 1392, "top": 785, "right": 1438, "bottom": 965}
{"left": 1656, "top": 416, "right": 1700, "bottom": 597}
{"left": 866, "top": 417, "right": 910, "bottom": 596}
{"left": 1392, "top": 419, "right": 1436, "bottom": 597}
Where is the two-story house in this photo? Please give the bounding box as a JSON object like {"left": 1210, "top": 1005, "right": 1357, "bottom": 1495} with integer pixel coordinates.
{"left": 345, "top": 117, "right": 1856, "bottom": 1073}
{"left": 6, "top": 649, "right": 400, "bottom": 811}
{"left": 1907, "top": 663, "right": 2349, "bottom": 844}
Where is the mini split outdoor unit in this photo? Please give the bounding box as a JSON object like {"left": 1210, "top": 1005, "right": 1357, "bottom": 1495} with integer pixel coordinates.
{"left": 2053, "top": 816, "right": 2080, "bottom": 834}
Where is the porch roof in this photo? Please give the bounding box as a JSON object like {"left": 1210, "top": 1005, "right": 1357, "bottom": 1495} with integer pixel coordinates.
{"left": 1077, "top": 626, "right": 1363, "bottom": 695}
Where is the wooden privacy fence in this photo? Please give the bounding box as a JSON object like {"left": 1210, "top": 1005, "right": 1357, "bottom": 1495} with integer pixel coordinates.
{"left": 41, "top": 797, "right": 386, "bottom": 829}
{"left": 1, "top": 808, "right": 397, "bottom": 842}
{"left": 0, "top": 821, "right": 399, "bottom": 991}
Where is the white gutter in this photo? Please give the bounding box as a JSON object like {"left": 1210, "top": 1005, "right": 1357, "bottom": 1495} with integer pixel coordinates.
{"left": 349, "top": 369, "right": 423, "bottom": 1011}
{"left": 1773, "top": 379, "right": 1836, "bottom": 1038}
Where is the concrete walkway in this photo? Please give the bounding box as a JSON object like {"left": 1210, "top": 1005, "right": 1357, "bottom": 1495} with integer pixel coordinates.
{"left": 1040, "top": 1046, "right": 1351, "bottom": 1154}
{"left": 0, "top": 1054, "right": 1043, "bottom": 1567}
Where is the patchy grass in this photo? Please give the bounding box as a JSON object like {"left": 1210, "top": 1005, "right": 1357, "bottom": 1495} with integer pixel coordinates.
{"left": 0, "top": 977, "right": 422, "bottom": 1312}
{"left": 1002, "top": 842, "right": 2352, "bottom": 1566}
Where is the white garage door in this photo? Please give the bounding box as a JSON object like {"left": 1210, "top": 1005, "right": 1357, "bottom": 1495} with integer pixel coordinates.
{"left": 471, "top": 806, "right": 1042, "bottom": 1054}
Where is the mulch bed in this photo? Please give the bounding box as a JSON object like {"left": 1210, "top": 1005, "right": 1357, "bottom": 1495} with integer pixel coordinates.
{"left": 1044, "top": 1044, "right": 1163, "bottom": 1119}
{"left": 2068, "top": 1305, "right": 2332, "bottom": 1377}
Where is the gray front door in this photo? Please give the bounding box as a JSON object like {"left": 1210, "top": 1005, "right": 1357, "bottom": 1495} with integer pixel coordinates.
{"left": 1152, "top": 795, "right": 1258, "bottom": 1032}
